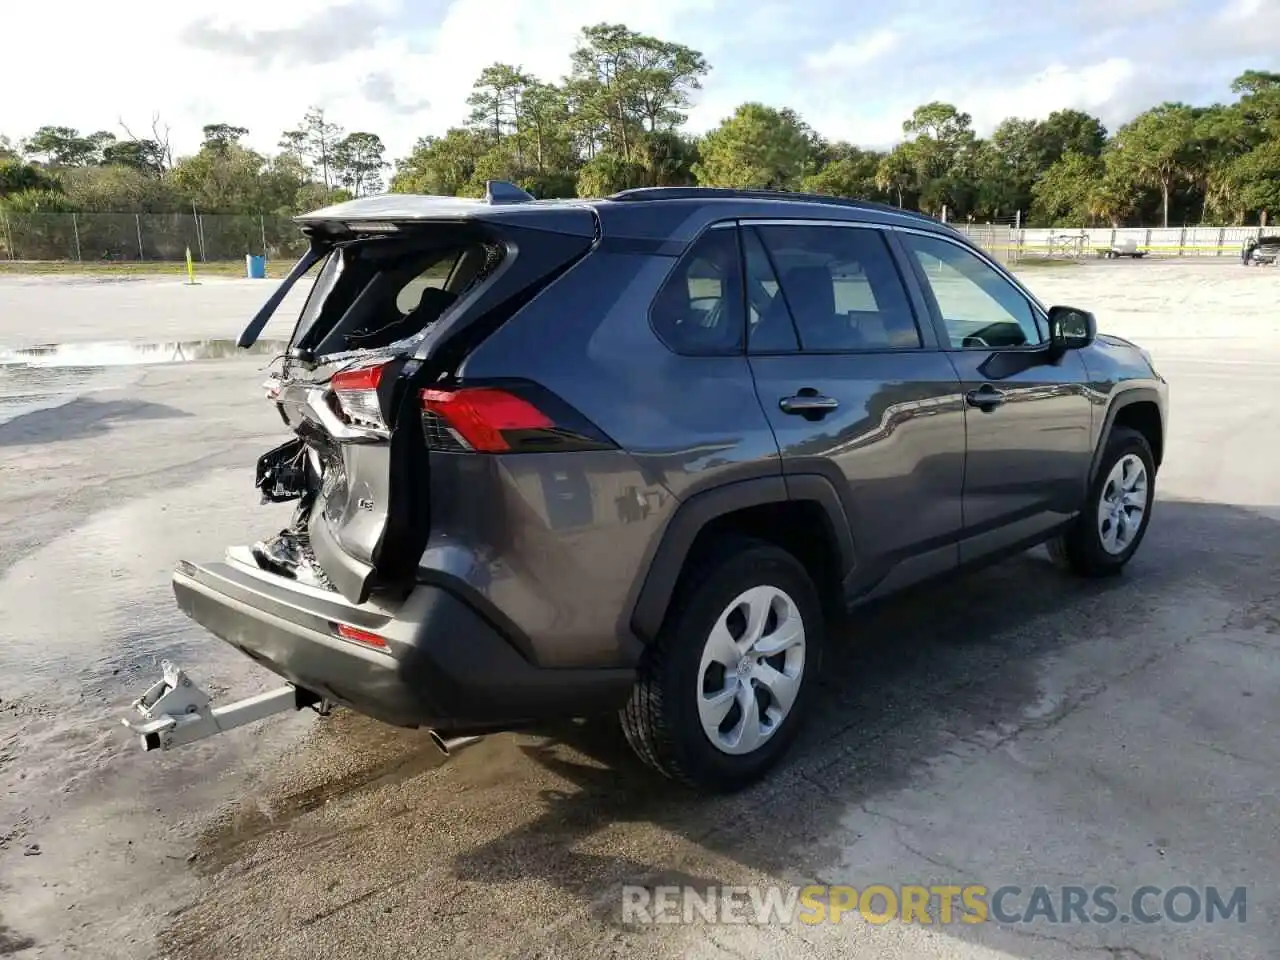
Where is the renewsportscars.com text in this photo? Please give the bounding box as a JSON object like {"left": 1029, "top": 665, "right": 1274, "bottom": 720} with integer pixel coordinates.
{"left": 621, "top": 884, "right": 1247, "bottom": 926}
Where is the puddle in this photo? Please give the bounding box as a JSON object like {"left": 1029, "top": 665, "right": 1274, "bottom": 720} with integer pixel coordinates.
{"left": 0, "top": 339, "right": 287, "bottom": 426}
{"left": 0, "top": 338, "right": 287, "bottom": 368}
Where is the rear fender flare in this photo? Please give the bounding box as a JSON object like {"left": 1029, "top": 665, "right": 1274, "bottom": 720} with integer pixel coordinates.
{"left": 628, "top": 474, "right": 856, "bottom": 643}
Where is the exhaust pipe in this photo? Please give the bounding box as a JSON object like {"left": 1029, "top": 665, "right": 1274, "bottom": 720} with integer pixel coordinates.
{"left": 429, "top": 731, "right": 484, "bottom": 757}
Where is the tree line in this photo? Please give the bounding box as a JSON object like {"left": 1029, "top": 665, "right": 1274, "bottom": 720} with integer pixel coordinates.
{"left": 2, "top": 23, "right": 1277, "bottom": 228}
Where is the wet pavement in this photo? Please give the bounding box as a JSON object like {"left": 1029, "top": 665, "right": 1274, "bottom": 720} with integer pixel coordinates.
{"left": 0, "top": 351, "right": 305, "bottom": 956}
{"left": 0, "top": 339, "right": 287, "bottom": 367}
{"left": 0, "top": 340, "right": 287, "bottom": 426}
{"left": 0, "top": 264, "right": 1277, "bottom": 960}
{"left": 0, "top": 274, "right": 310, "bottom": 347}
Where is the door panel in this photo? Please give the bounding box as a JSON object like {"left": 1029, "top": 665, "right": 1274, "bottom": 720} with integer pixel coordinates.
{"left": 752, "top": 353, "right": 968, "bottom": 592}
{"left": 948, "top": 348, "right": 1093, "bottom": 556}
{"left": 743, "top": 223, "right": 967, "bottom": 596}
{"left": 897, "top": 231, "right": 1093, "bottom": 560}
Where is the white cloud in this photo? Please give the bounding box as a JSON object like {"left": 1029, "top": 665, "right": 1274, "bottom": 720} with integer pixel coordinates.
{"left": 804, "top": 30, "right": 900, "bottom": 74}
{"left": 1204, "top": 0, "right": 1280, "bottom": 53}
{"left": 3, "top": 0, "right": 709, "bottom": 161}
{"left": 1, "top": 0, "right": 1269, "bottom": 167}
{"left": 956, "top": 58, "right": 1140, "bottom": 133}
{"left": 1219, "top": 0, "right": 1263, "bottom": 21}
{"left": 796, "top": 58, "right": 1140, "bottom": 149}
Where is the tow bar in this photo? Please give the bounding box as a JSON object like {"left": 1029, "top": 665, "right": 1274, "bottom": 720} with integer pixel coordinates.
{"left": 121, "top": 660, "right": 325, "bottom": 752}
{"left": 121, "top": 661, "right": 487, "bottom": 757}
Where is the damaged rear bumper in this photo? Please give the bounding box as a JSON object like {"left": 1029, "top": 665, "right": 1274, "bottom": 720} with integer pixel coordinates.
{"left": 172, "top": 551, "right": 634, "bottom": 732}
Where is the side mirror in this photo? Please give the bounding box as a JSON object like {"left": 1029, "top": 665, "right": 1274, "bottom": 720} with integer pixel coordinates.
{"left": 1047, "top": 305, "right": 1096, "bottom": 351}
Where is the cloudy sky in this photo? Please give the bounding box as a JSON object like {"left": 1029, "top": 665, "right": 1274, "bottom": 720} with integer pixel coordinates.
{"left": 5, "top": 0, "right": 1276, "bottom": 162}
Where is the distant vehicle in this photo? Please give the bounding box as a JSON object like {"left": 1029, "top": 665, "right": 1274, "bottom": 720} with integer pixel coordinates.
{"left": 1099, "top": 237, "right": 1147, "bottom": 259}
{"left": 1242, "top": 235, "right": 1280, "bottom": 265}
{"left": 138, "top": 184, "right": 1169, "bottom": 792}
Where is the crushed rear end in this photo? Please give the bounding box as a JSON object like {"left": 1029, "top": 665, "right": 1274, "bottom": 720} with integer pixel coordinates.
{"left": 166, "top": 189, "right": 633, "bottom": 733}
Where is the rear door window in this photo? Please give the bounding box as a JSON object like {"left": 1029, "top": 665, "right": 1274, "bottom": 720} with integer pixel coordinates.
{"left": 649, "top": 227, "right": 745, "bottom": 356}
{"left": 747, "top": 224, "right": 922, "bottom": 353}
{"left": 743, "top": 228, "right": 799, "bottom": 353}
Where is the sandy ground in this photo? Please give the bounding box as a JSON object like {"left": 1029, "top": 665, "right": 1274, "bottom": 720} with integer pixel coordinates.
{"left": 0, "top": 259, "right": 1277, "bottom": 959}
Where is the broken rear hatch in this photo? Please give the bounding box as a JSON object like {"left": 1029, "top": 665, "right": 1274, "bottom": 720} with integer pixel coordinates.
{"left": 234, "top": 190, "right": 599, "bottom": 605}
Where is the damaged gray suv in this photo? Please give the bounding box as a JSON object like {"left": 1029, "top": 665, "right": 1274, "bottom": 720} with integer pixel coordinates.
{"left": 173, "top": 183, "right": 1168, "bottom": 792}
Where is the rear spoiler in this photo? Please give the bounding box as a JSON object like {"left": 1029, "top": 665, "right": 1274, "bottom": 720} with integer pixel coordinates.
{"left": 294, "top": 181, "right": 535, "bottom": 229}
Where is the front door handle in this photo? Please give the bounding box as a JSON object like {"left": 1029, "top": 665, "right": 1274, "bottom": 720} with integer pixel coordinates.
{"left": 965, "top": 385, "right": 1006, "bottom": 411}
{"left": 779, "top": 392, "right": 840, "bottom": 417}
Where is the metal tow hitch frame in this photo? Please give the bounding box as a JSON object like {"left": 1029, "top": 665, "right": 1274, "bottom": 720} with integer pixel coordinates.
{"left": 122, "top": 660, "right": 325, "bottom": 751}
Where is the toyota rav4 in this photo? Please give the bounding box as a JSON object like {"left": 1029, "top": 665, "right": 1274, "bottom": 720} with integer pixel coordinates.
{"left": 172, "top": 183, "right": 1168, "bottom": 792}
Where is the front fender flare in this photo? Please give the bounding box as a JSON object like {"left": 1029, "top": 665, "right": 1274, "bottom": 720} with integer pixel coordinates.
{"left": 1089, "top": 386, "right": 1164, "bottom": 483}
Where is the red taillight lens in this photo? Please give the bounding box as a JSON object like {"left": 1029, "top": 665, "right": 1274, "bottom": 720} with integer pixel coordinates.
{"left": 335, "top": 623, "right": 388, "bottom": 649}
{"left": 421, "top": 387, "right": 553, "bottom": 452}
{"left": 419, "top": 384, "right": 613, "bottom": 454}
{"left": 331, "top": 365, "right": 384, "bottom": 392}
{"left": 331, "top": 362, "right": 389, "bottom": 435}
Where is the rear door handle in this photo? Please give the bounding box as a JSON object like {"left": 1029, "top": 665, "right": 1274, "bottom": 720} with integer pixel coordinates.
{"left": 965, "top": 385, "right": 1006, "bottom": 411}
{"left": 779, "top": 393, "right": 839, "bottom": 417}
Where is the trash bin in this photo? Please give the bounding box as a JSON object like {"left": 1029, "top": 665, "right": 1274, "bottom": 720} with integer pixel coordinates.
{"left": 245, "top": 254, "right": 267, "bottom": 279}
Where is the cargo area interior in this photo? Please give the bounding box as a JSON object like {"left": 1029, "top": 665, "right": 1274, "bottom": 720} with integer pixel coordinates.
{"left": 292, "top": 229, "right": 503, "bottom": 358}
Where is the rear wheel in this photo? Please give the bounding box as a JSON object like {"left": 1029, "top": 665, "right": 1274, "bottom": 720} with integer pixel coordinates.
{"left": 1049, "top": 426, "right": 1155, "bottom": 577}
{"left": 621, "top": 539, "right": 823, "bottom": 792}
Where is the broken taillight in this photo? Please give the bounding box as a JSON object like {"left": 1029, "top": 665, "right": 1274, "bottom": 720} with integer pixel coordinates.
{"left": 330, "top": 362, "right": 389, "bottom": 436}
{"left": 420, "top": 383, "right": 615, "bottom": 454}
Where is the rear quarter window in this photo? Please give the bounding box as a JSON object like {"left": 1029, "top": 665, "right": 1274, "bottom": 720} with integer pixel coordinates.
{"left": 649, "top": 228, "right": 745, "bottom": 356}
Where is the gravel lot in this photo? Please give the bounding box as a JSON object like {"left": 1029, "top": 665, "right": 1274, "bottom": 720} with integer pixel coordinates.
{"left": 0, "top": 259, "right": 1277, "bottom": 959}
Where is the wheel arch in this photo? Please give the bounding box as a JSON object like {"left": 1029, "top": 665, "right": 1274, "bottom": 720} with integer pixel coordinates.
{"left": 1090, "top": 387, "right": 1164, "bottom": 483}
{"left": 627, "top": 474, "right": 856, "bottom": 643}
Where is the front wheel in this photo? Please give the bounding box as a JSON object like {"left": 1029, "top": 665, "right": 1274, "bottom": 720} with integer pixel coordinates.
{"left": 620, "top": 540, "right": 823, "bottom": 792}
{"left": 1049, "top": 426, "right": 1155, "bottom": 577}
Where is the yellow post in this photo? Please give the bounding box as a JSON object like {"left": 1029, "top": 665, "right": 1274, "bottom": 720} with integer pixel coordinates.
{"left": 185, "top": 246, "right": 197, "bottom": 285}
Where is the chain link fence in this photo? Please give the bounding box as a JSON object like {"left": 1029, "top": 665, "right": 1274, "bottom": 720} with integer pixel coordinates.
{"left": 1, "top": 211, "right": 1270, "bottom": 268}
{"left": 0, "top": 212, "right": 309, "bottom": 263}
{"left": 950, "top": 222, "right": 1017, "bottom": 264}
{"left": 2, "top": 211, "right": 1026, "bottom": 266}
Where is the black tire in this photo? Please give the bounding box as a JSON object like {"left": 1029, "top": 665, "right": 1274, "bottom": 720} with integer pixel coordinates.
{"left": 1048, "top": 426, "right": 1155, "bottom": 577}
{"left": 620, "top": 538, "right": 824, "bottom": 793}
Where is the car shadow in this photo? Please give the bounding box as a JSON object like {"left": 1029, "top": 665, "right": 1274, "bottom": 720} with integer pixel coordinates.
{"left": 443, "top": 556, "right": 1109, "bottom": 911}
{"left": 0, "top": 396, "right": 191, "bottom": 446}
{"left": 445, "top": 497, "right": 1279, "bottom": 928}
{"left": 164, "top": 497, "right": 1278, "bottom": 959}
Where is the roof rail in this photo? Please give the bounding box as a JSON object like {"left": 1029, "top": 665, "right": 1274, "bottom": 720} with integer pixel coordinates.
{"left": 606, "top": 187, "right": 939, "bottom": 223}
{"left": 484, "top": 180, "right": 535, "bottom": 205}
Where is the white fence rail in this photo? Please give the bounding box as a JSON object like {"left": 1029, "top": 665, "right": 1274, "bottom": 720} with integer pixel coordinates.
{"left": 955, "top": 225, "right": 1272, "bottom": 261}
